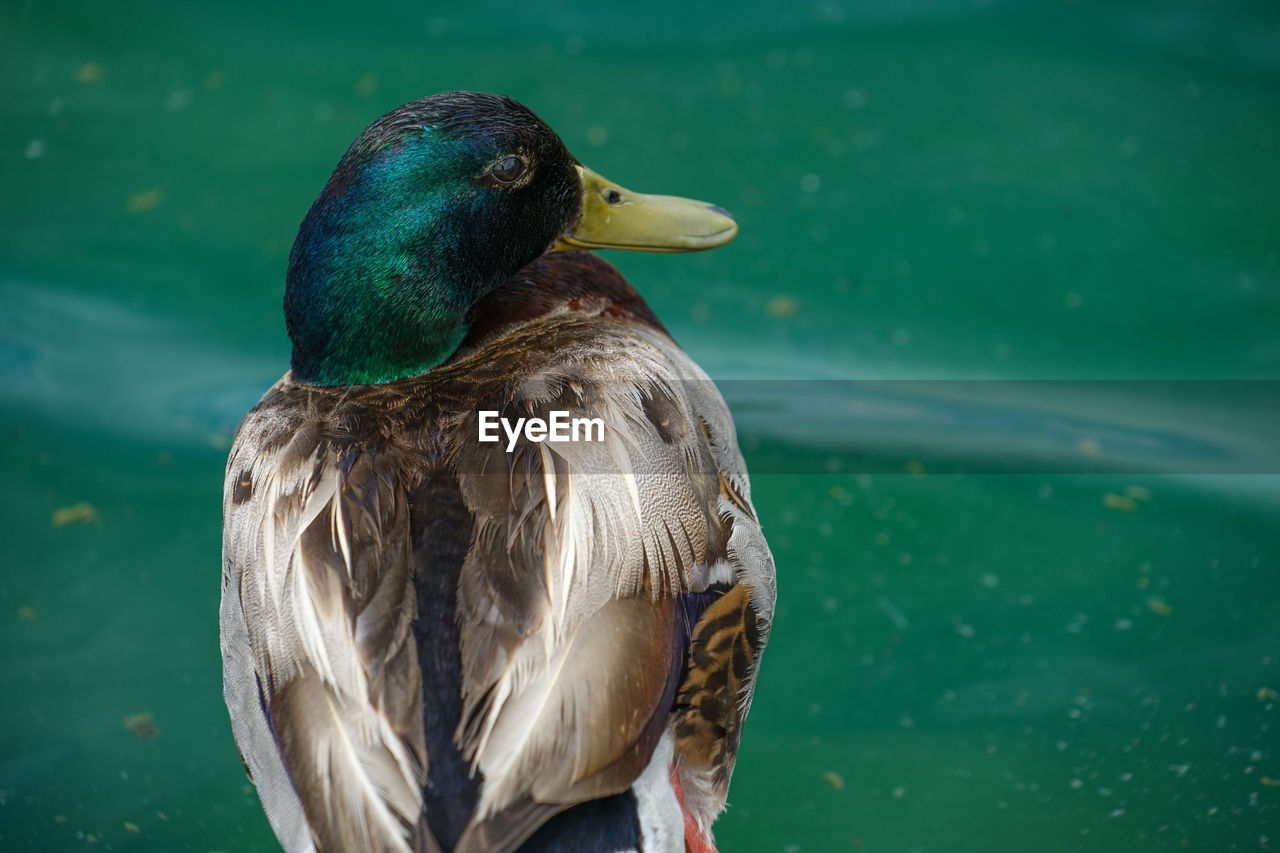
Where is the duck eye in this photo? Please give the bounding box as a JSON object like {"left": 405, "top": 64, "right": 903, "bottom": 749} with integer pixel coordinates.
{"left": 490, "top": 156, "right": 528, "bottom": 184}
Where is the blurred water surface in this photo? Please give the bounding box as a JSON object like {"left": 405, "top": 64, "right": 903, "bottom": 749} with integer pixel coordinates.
{"left": 2, "top": 0, "right": 1278, "bottom": 850}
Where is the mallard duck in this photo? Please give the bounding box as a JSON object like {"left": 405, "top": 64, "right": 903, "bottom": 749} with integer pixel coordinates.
{"left": 220, "top": 91, "right": 775, "bottom": 853}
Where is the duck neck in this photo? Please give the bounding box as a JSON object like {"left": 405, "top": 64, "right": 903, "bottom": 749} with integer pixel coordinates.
{"left": 283, "top": 183, "right": 485, "bottom": 387}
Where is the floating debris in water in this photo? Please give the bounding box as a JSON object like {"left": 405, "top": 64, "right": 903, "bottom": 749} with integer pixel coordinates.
{"left": 1258, "top": 687, "right": 1277, "bottom": 702}
{"left": 843, "top": 87, "right": 868, "bottom": 109}
{"left": 875, "top": 596, "right": 909, "bottom": 629}
{"left": 164, "top": 88, "right": 191, "bottom": 112}
{"left": 354, "top": 72, "right": 379, "bottom": 98}
{"left": 1146, "top": 598, "right": 1173, "bottom": 616}
{"left": 124, "top": 821, "right": 139, "bottom": 833}
{"left": 1103, "top": 493, "right": 1137, "bottom": 512}
{"left": 821, "top": 770, "right": 845, "bottom": 792}
{"left": 1125, "top": 485, "right": 1152, "bottom": 501}
{"left": 125, "top": 712, "right": 159, "bottom": 740}
{"left": 25, "top": 139, "right": 44, "bottom": 159}
{"left": 76, "top": 62, "right": 104, "bottom": 84}
{"left": 126, "top": 188, "right": 165, "bottom": 214}
{"left": 1076, "top": 438, "right": 1101, "bottom": 457}
{"left": 52, "top": 502, "right": 100, "bottom": 527}
{"left": 766, "top": 295, "right": 799, "bottom": 317}
{"left": 18, "top": 605, "right": 36, "bottom": 621}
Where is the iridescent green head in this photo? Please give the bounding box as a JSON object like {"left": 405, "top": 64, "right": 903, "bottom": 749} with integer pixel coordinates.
{"left": 285, "top": 91, "right": 737, "bottom": 386}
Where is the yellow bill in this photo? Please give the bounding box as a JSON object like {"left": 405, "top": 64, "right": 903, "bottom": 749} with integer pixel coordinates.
{"left": 553, "top": 165, "right": 738, "bottom": 253}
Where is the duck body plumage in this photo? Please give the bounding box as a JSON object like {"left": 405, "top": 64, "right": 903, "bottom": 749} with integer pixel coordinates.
{"left": 221, "top": 250, "right": 776, "bottom": 852}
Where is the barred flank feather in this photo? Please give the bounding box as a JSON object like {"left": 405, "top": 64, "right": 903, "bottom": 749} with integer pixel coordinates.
{"left": 673, "top": 585, "right": 762, "bottom": 806}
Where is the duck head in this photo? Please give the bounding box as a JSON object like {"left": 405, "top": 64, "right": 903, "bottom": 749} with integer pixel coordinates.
{"left": 285, "top": 91, "right": 736, "bottom": 386}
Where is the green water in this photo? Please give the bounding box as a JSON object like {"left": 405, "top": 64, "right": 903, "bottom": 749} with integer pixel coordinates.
{"left": 3, "top": 1, "right": 1278, "bottom": 850}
